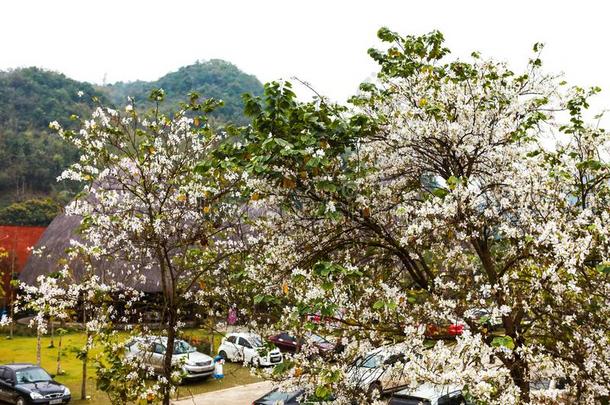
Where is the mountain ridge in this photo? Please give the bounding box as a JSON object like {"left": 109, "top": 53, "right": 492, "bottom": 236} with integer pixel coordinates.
{"left": 0, "top": 60, "right": 263, "bottom": 225}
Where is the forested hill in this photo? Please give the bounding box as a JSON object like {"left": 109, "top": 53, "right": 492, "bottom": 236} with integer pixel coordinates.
{"left": 105, "top": 59, "right": 263, "bottom": 125}
{"left": 0, "top": 61, "right": 263, "bottom": 226}
{"left": 0, "top": 67, "right": 106, "bottom": 132}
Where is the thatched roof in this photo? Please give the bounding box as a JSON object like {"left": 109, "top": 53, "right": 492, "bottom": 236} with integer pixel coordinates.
{"left": 20, "top": 213, "right": 162, "bottom": 292}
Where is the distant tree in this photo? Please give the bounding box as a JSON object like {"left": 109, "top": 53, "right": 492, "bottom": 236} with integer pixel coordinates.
{"left": 0, "top": 198, "right": 61, "bottom": 226}
{"left": 17, "top": 274, "right": 78, "bottom": 366}
{"left": 0, "top": 67, "right": 104, "bottom": 132}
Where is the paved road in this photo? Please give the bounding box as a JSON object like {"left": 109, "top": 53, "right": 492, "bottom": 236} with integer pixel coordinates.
{"left": 173, "top": 381, "right": 274, "bottom": 405}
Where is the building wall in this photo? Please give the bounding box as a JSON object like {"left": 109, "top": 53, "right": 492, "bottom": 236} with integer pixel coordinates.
{"left": 0, "top": 225, "right": 46, "bottom": 307}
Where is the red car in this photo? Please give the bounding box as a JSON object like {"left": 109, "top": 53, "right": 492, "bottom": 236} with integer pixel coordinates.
{"left": 267, "top": 332, "right": 335, "bottom": 355}
{"left": 424, "top": 323, "right": 464, "bottom": 339}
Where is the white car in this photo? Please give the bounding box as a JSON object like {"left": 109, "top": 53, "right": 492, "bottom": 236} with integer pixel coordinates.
{"left": 389, "top": 384, "right": 469, "bottom": 405}
{"left": 125, "top": 336, "right": 215, "bottom": 379}
{"left": 218, "top": 332, "right": 283, "bottom": 367}
{"left": 345, "top": 348, "right": 411, "bottom": 398}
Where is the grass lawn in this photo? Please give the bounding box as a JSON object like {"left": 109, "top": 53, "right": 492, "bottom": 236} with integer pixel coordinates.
{"left": 0, "top": 329, "right": 260, "bottom": 404}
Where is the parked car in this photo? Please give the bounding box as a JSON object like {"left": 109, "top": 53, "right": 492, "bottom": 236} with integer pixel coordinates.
{"left": 252, "top": 389, "right": 305, "bottom": 405}
{"left": 267, "top": 332, "right": 299, "bottom": 352}
{"left": 530, "top": 378, "right": 569, "bottom": 403}
{"left": 267, "top": 332, "right": 335, "bottom": 356}
{"left": 389, "top": 384, "right": 469, "bottom": 405}
{"left": 345, "top": 348, "right": 410, "bottom": 398}
{"left": 424, "top": 322, "right": 464, "bottom": 339}
{"left": 125, "top": 336, "right": 214, "bottom": 379}
{"left": 253, "top": 389, "right": 334, "bottom": 404}
{"left": 463, "top": 308, "right": 503, "bottom": 333}
{"left": 305, "top": 313, "right": 342, "bottom": 328}
{"left": 0, "top": 363, "right": 71, "bottom": 405}
{"left": 218, "top": 332, "right": 283, "bottom": 367}
{"left": 305, "top": 333, "right": 336, "bottom": 355}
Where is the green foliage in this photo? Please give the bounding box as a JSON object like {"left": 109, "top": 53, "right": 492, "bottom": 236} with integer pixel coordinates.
{"left": 216, "top": 80, "right": 377, "bottom": 219}
{"left": 0, "top": 67, "right": 101, "bottom": 220}
{"left": 94, "top": 337, "right": 150, "bottom": 405}
{"left": 0, "top": 67, "right": 105, "bottom": 132}
{"left": 491, "top": 336, "right": 515, "bottom": 350}
{"left": 596, "top": 262, "right": 610, "bottom": 275}
{"left": 0, "top": 128, "right": 79, "bottom": 197}
{"left": 0, "top": 198, "right": 61, "bottom": 226}
{"left": 367, "top": 27, "right": 450, "bottom": 79}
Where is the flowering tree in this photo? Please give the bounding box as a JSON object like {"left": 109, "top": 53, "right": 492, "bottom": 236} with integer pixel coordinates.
{"left": 17, "top": 274, "right": 78, "bottom": 366}
{"left": 232, "top": 30, "right": 610, "bottom": 403}
{"left": 50, "top": 90, "right": 249, "bottom": 404}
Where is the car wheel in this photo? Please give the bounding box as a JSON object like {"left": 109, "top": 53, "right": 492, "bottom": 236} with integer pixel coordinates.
{"left": 16, "top": 397, "right": 26, "bottom": 405}
{"left": 219, "top": 350, "right": 228, "bottom": 362}
{"left": 367, "top": 382, "right": 382, "bottom": 400}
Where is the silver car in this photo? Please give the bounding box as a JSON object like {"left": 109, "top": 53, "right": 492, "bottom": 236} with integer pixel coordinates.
{"left": 126, "top": 336, "right": 215, "bottom": 379}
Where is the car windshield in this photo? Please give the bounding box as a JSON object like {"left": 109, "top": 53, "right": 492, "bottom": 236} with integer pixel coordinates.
{"left": 308, "top": 333, "right": 329, "bottom": 344}
{"left": 262, "top": 389, "right": 302, "bottom": 401}
{"left": 360, "top": 354, "right": 383, "bottom": 368}
{"left": 16, "top": 368, "right": 52, "bottom": 384}
{"left": 173, "top": 340, "right": 196, "bottom": 354}
{"left": 249, "top": 335, "right": 264, "bottom": 347}
{"left": 530, "top": 380, "right": 552, "bottom": 390}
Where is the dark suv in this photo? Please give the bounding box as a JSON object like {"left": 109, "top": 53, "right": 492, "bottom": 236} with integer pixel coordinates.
{"left": 0, "top": 364, "right": 71, "bottom": 405}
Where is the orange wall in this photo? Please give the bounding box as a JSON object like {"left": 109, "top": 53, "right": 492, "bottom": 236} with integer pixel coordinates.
{"left": 0, "top": 225, "right": 46, "bottom": 306}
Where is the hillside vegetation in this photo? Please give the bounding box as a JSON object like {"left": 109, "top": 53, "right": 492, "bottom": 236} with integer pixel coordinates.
{"left": 0, "top": 61, "right": 263, "bottom": 225}
{"left": 105, "top": 59, "right": 263, "bottom": 125}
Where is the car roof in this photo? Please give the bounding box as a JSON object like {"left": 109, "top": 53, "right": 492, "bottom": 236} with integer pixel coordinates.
{"left": 129, "top": 336, "right": 187, "bottom": 344}
{"left": 3, "top": 363, "right": 39, "bottom": 370}
{"left": 363, "top": 345, "right": 405, "bottom": 358}
{"left": 255, "top": 388, "right": 303, "bottom": 402}
{"left": 227, "top": 332, "right": 261, "bottom": 339}
{"left": 394, "top": 384, "right": 462, "bottom": 400}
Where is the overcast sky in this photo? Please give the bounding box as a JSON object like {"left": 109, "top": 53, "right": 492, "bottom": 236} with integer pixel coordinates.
{"left": 2, "top": 0, "right": 610, "bottom": 113}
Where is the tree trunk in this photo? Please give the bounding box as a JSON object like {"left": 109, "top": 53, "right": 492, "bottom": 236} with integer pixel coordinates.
{"left": 508, "top": 351, "right": 530, "bottom": 403}
{"left": 502, "top": 313, "right": 530, "bottom": 403}
{"left": 81, "top": 307, "right": 88, "bottom": 400}
{"left": 9, "top": 296, "right": 14, "bottom": 339}
{"left": 56, "top": 334, "right": 63, "bottom": 375}
{"left": 9, "top": 250, "right": 16, "bottom": 340}
{"left": 36, "top": 325, "right": 42, "bottom": 366}
{"left": 49, "top": 317, "right": 55, "bottom": 348}
{"left": 162, "top": 305, "right": 177, "bottom": 405}
{"left": 209, "top": 316, "right": 215, "bottom": 356}
{"left": 81, "top": 354, "right": 87, "bottom": 400}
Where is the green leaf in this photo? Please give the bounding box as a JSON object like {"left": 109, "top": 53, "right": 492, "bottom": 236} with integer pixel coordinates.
{"left": 446, "top": 176, "right": 459, "bottom": 190}
{"left": 595, "top": 263, "right": 610, "bottom": 275}
{"left": 315, "top": 385, "right": 330, "bottom": 399}
{"left": 317, "top": 181, "right": 337, "bottom": 192}
{"left": 373, "top": 300, "right": 385, "bottom": 310}
{"left": 274, "top": 138, "right": 292, "bottom": 149}
{"left": 321, "top": 281, "right": 334, "bottom": 291}
{"left": 272, "top": 360, "right": 295, "bottom": 376}
{"left": 432, "top": 188, "right": 448, "bottom": 198}
{"left": 491, "top": 336, "right": 515, "bottom": 350}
